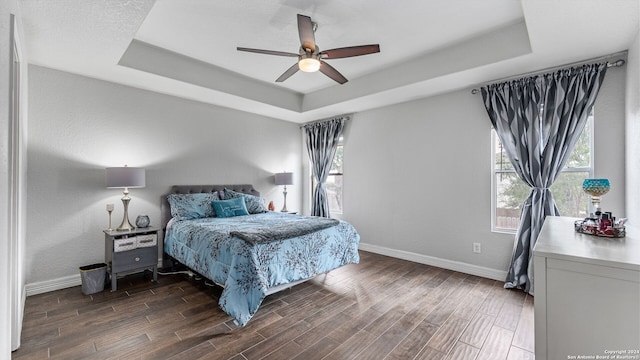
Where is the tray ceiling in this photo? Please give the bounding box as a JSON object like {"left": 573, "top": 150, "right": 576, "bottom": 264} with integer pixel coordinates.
{"left": 20, "top": 0, "right": 639, "bottom": 122}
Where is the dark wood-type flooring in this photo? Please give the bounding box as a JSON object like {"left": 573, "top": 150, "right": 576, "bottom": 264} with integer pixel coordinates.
{"left": 13, "top": 251, "right": 534, "bottom": 360}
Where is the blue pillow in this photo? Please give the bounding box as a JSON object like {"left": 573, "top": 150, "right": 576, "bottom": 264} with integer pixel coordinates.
{"left": 223, "top": 188, "right": 268, "bottom": 214}
{"left": 167, "top": 192, "right": 219, "bottom": 220}
{"left": 211, "top": 197, "right": 249, "bottom": 218}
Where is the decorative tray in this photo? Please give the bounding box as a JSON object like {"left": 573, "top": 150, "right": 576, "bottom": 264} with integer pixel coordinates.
{"left": 574, "top": 220, "right": 626, "bottom": 238}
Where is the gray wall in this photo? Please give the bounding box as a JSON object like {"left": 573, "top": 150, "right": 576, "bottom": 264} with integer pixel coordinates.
{"left": 25, "top": 55, "right": 629, "bottom": 288}
{"left": 26, "top": 65, "right": 302, "bottom": 286}
{"left": 341, "top": 65, "right": 627, "bottom": 277}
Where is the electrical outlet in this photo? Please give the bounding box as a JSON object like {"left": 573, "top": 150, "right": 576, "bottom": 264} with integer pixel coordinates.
{"left": 473, "top": 243, "right": 481, "bottom": 254}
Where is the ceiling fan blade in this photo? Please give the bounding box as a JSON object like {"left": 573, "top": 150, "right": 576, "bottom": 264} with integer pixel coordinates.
{"left": 276, "top": 63, "right": 300, "bottom": 82}
{"left": 319, "top": 61, "right": 348, "bottom": 84}
{"left": 320, "top": 44, "right": 380, "bottom": 59}
{"left": 297, "top": 14, "right": 316, "bottom": 52}
{"left": 237, "top": 47, "right": 299, "bottom": 57}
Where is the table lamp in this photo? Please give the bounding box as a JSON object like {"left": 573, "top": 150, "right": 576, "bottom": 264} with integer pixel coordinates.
{"left": 274, "top": 172, "right": 293, "bottom": 212}
{"left": 106, "top": 166, "right": 145, "bottom": 231}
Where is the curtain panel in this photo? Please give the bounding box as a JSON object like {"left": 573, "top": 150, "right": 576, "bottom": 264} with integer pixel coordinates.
{"left": 304, "top": 117, "right": 346, "bottom": 218}
{"left": 481, "top": 63, "right": 607, "bottom": 294}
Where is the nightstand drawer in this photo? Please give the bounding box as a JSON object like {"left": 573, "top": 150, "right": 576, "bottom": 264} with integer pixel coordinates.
{"left": 113, "top": 237, "right": 137, "bottom": 252}
{"left": 112, "top": 246, "right": 157, "bottom": 273}
{"left": 136, "top": 234, "right": 157, "bottom": 248}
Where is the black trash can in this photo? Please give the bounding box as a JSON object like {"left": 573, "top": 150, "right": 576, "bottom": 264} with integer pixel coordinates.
{"left": 79, "top": 263, "right": 107, "bottom": 295}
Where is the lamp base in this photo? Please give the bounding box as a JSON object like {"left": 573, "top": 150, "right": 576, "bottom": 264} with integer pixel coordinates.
{"left": 116, "top": 190, "right": 135, "bottom": 231}
{"left": 280, "top": 187, "right": 288, "bottom": 212}
{"left": 116, "top": 221, "right": 135, "bottom": 232}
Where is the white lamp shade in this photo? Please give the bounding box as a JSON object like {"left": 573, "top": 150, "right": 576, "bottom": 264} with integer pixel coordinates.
{"left": 274, "top": 172, "right": 293, "bottom": 186}
{"left": 106, "top": 167, "right": 146, "bottom": 188}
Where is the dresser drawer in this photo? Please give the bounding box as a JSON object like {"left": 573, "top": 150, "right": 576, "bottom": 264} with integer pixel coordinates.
{"left": 111, "top": 246, "right": 157, "bottom": 273}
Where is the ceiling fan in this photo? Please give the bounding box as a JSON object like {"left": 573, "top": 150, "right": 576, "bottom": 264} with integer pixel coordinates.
{"left": 237, "top": 14, "right": 380, "bottom": 85}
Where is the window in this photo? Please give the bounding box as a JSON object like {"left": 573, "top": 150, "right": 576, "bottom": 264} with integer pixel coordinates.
{"left": 326, "top": 138, "right": 344, "bottom": 214}
{"left": 492, "top": 111, "right": 593, "bottom": 232}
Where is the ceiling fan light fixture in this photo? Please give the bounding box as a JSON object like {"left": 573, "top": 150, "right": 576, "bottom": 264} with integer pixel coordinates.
{"left": 298, "top": 57, "right": 320, "bottom": 72}
{"left": 237, "top": 14, "right": 379, "bottom": 84}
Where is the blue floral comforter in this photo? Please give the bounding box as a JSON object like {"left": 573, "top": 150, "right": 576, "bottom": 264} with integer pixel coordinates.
{"left": 164, "top": 212, "right": 360, "bottom": 326}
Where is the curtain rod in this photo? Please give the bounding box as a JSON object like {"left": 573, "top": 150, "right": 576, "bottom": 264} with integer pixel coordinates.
{"left": 300, "top": 114, "right": 353, "bottom": 128}
{"left": 470, "top": 52, "right": 627, "bottom": 94}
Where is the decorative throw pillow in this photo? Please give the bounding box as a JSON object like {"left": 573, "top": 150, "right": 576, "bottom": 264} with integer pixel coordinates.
{"left": 223, "top": 188, "right": 268, "bottom": 214}
{"left": 211, "top": 197, "right": 249, "bottom": 218}
{"left": 167, "top": 192, "right": 219, "bottom": 220}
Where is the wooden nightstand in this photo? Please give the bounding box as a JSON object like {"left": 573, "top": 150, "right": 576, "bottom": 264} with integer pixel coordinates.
{"left": 104, "top": 227, "right": 159, "bottom": 291}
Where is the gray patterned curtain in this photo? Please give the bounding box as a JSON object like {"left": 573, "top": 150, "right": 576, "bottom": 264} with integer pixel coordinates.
{"left": 304, "top": 117, "right": 345, "bottom": 217}
{"left": 481, "top": 63, "right": 607, "bottom": 294}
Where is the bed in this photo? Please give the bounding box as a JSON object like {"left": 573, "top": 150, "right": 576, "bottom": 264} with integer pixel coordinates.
{"left": 161, "top": 184, "right": 360, "bottom": 326}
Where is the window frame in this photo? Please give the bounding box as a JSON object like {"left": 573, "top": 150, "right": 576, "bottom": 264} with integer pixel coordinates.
{"left": 490, "top": 114, "right": 594, "bottom": 233}
{"left": 327, "top": 139, "right": 344, "bottom": 215}
{"left": 310, "top": 137, "right": 344, "bottom": 215}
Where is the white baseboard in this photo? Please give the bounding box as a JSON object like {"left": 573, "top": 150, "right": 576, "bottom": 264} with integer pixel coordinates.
{"left": 358, "top": 242, "right": 507, "bottom": 282}
{"left": 25, "top": 248, "right": 506, "bottom": 297}
{"left": 25, "top": 274, "right": 81, "bottom": 296}
{"left": 25, "top": 259, "right": 164, "bottom": 297}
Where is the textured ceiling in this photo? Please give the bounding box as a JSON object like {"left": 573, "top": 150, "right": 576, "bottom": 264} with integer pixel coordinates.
{"left": 19, "top": 0, "right": 640, "bottom": 123}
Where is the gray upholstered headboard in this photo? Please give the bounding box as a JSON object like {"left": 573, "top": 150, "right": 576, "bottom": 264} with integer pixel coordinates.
{"left": 160, "top": 184, "right": 260, "bottom": 230}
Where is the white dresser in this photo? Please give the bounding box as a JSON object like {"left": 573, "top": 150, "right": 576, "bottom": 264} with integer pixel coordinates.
{"left": 533, "top": 216, "right": 640, "bottom": 360}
